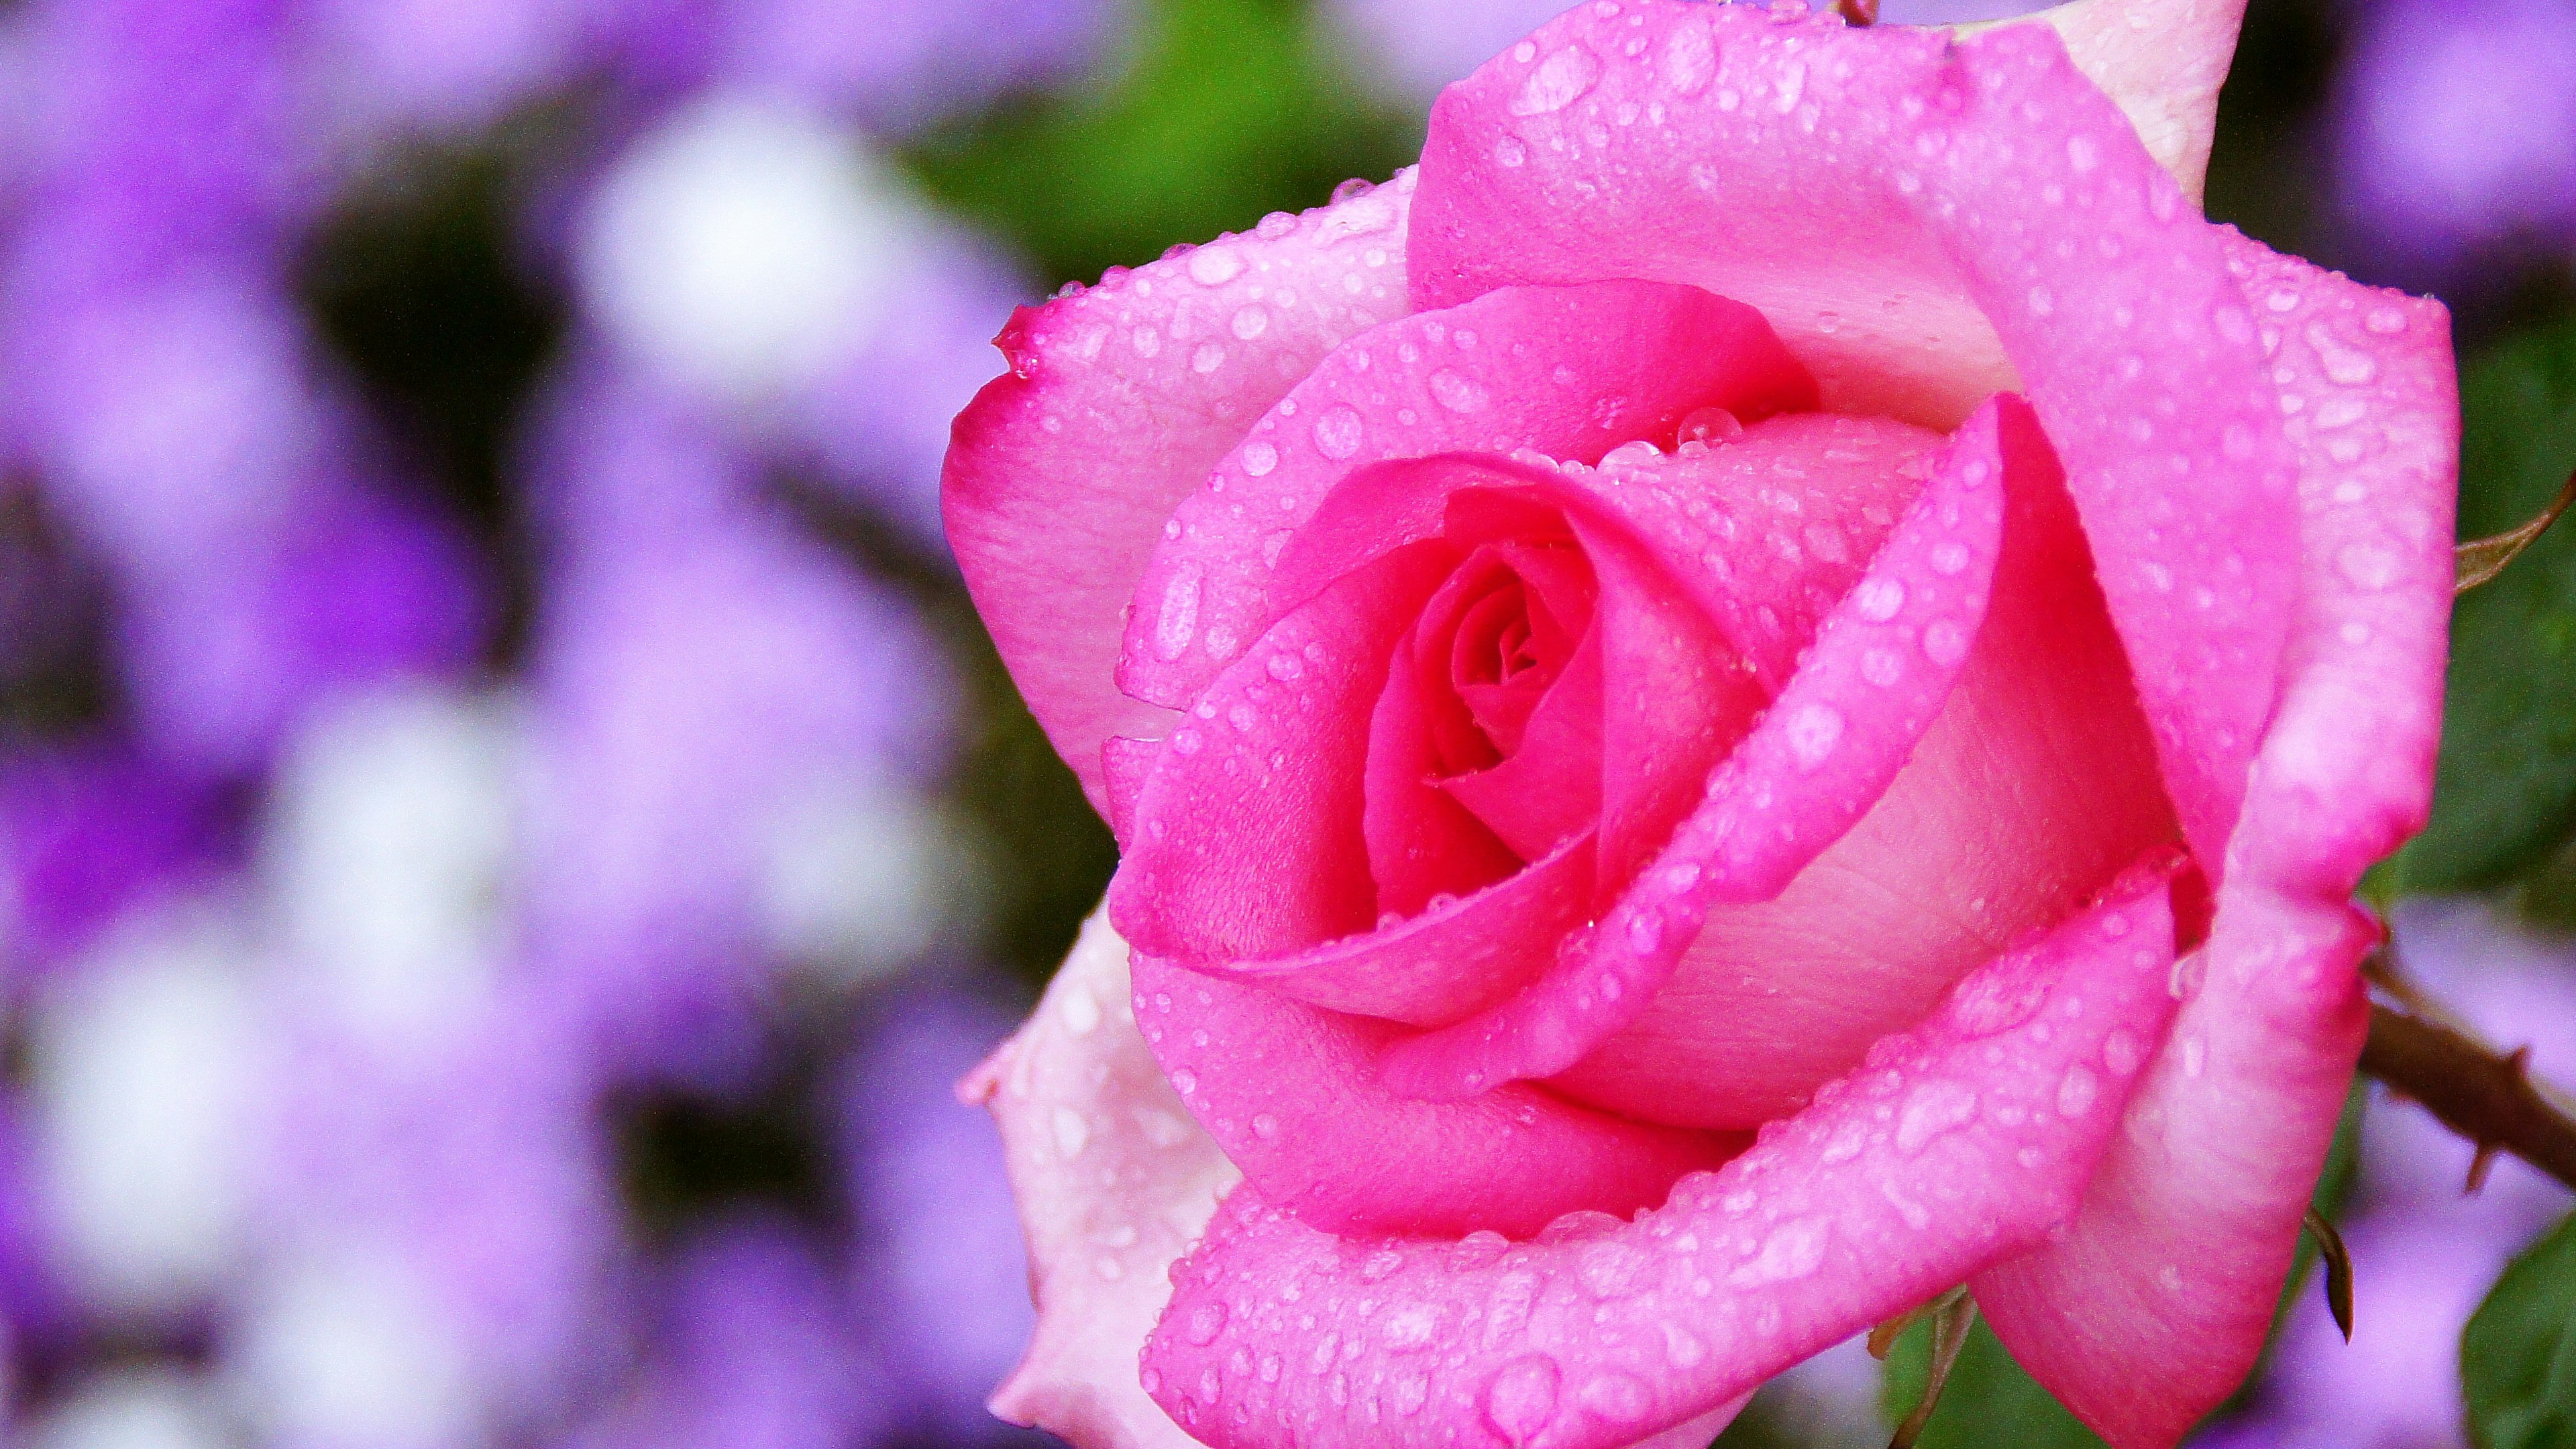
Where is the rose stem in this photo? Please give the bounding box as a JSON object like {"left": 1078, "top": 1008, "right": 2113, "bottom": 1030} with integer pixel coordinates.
{"left": 2355, "top": 948, "right": 2576, "bottom": 1195}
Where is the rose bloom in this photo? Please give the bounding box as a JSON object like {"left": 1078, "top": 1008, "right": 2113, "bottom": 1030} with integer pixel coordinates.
{"left": 945, "top": 0, "right": 2459, "bottom": 1446}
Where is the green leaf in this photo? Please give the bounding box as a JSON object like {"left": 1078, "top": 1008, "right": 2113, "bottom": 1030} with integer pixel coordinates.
{"left": 1880, "top": 1313, "right": 2107, "bottom": 1449}
{"left": 902, "top": 0, "right": 1419, "bottom": 290}
{"left": 2463, "top": 1212, "right": 2576, "bottom": 1449}
{"left": 2397, "top": 318, "right": 2576, "bottom": 892}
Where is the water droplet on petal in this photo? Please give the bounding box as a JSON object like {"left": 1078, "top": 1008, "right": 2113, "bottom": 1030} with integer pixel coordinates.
{"left": 1313, "top": 405, "right": 1365, "bottom": 460}
{"left": 1187, "top": 248, "right": 1244, "bottom": 286}
{"left": 1155, "top": 566, "right": 1203, "bottom": 659}
{"left": 1242, "top": 439, "right": 1279, "bottom": 477}
{"left": 2057, "top": 1063, "right": 2099, "bottom": 1118}
{"left": 1895, "top": 1079, "right": 1978, "bottom": 1154}
{"left": 1183, "top": 1300, "right": 1229, "bottom": 1345}
{"left": 1511, "top": 44, "right": 1605, "bottom": 116}
{"left": 1430, "top": 368, "right": 1489, "bottom": 413}
{"left": 1484, "top": 1356, "right": 1564, "bottom": 1446}
{"left": 1786, "top": 704, "right": 1843, "bottom": 768}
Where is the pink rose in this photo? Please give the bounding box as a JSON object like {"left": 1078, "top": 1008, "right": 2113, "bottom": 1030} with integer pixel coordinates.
{"left": 946, "top": 0, "right": 2461, "bottom": 1445}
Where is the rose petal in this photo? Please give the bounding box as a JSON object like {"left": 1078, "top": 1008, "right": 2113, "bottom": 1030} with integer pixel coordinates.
{"left": 1366, "top": 635, "right": 1529, "bottom": 913}
{"left": 1141, "top": 859, "right": 2184, "bottom": 1449}
{"left": 1440, "top": 623, "right": 1606, "bottom": 862}
{"left": 962, "top": 908, "right": 1238, "bottom": 1449}
{"left": 945, "top": 173, "right": 1419, "bottom": 813}
{"left": 1202, "top": 833, "right": 1596, "bottom": 1028}
{"left": 1128, "top": 951, "right": 1736, "bottom": 1238}
{"left": 1379, "top": 396, "right": 2021, "bottom": 1100}
{"left": 1410, "top": 3, "right": 2302, "bottom": 878}
{"left": 1113, "top": 544, "right": 1460, "bottom": 963}
{"left": 1554, "top": 397, "right": 2177, "bottom": 1130}
{"left": 1998, "top": 0, "right": 2249, "bottom": 205}
{"left": 1970, "top": 244, "right": 2457, "bottom": 1449}
{"left": 1118, "top": 280, "right": 1815, "bottom": 712}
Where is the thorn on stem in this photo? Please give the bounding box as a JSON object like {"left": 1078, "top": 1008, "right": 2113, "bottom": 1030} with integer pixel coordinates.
{"left": 1888, "top": 1291, "right": 1978, "bottom": 1449}
{"left": 2455, "top": 466, "right": 2576, "bottom": 593}
{"left": 2302, "top": 1205, "right": 2355, "bottom": 1342}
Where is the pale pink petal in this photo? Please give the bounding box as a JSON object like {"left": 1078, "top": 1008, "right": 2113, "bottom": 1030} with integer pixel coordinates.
{"left": 1994, "top": 0, "right": 2249, "bottom": 205}
{"left": 1117, "top": 280, "right": 1814, "bottom": 712}
{"left": 944, "top": 174, "right": 1418, "bottom": 812}
{"left": 1128, "top": 950, "right": 1737, "bottom": 1238}
{"left": 1409, "top": 3, "right": 2302, "bottom": 877}
{"left": 1141, "top": 860, "right": 2184, "bottom": 1449}
{"left": 963, "top": 908, "right": 1238, "bottom": 1449}
{"left": 1554, "top": 396, "right": 2177, "bottom": 1130}
{"left": 1971, "top": 246, "right": 2457, "bottom": 1449}
{"left": 1379, "top": 396, "right": 2020, "bottom": 1100}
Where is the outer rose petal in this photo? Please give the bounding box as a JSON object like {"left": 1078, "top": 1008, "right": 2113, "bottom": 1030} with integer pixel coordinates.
{"left": 1381, "top": 396, "right": 2019, "bottom": 1099}
{"left": 1143, "top": 860, "right": 2185, "bottom": 1449}
{"left": 944, "top": 174, "right": 1417, "bottom": 812}
{"left": 1409, "top": 3, "right": 2301, "bottom": 877}
{"left": 1117, "top": 281, "right": 1815, "bottom": 712}
{"left": 1972, "top": 246, "right": 2457, "bottom": 1448}
{"left": 1992, "top": 0, "right": 2249, "bottom": 205}
{"left": 962, "top": 908, "right": 1238, "bottom": 1449}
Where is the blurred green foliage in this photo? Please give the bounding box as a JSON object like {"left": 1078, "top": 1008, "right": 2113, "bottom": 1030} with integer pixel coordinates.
{"left": 2397, "top": 318, "right": 2576, "bottom": 899}
{"left": 904, "top": 0, "right": 1419, "bottom": 288}
{"left": 2463, "top": 1212, "right": 2576, "bottom": 1449}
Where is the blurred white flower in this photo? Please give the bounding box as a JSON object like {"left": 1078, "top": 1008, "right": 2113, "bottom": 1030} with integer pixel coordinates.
{"left": 580, "top": 95, "right": 929, "bottom": 406}
{"left": 226, "top": 1239, "right": 484, "bottom": 1449}
{"left": 29, "top": 907, "right": 270, "bottom": 1318}
{"left": 260, "top": 683, "right": 521, "bottom": 1054}
{"left": 28, "top": 1368, "right": 231, "bottom": 1449}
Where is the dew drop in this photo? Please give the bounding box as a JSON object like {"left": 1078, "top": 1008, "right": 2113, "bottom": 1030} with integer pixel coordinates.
{"left": 1578, "top": 1372, "right": 1652, "bottom": 1423}
{"left": 1727, "top": 1219, "right": 1827, "bottom": 1286}
{"left": 1854, "top": 578, "right": 1906, "bottom": 621}
{"left": 1483, "top": 1356, "right": 1564, "bottom": 1446}
{"left": 1923, "top": 619, "right": 1970, "bottom": 665}
{"left": 1155, "top": 566, "right": 1203, "bottom": 659}
{"left": 1232, "top": 305, "right": 1270, "bottom": 341}
{"left": 1786, "top": 703, "right": 1843, "bottom": 768}
{"left": 2336, "top": 543, "right": 2398, "bottom": 590}
{"left": 1187, "top": 248, "right": 1244, "bottom": 286}
{"left": 1895, "top": 1079, "right": 1979, "bottom": 1154}
{"left": 1860, "top": 647, "right": 1904, "bottom": 687}
{"left": 1930, "top": 540, "right": 1970, "bottom": 575}
{"left": 1183, "top": 1300, "right": 1229, "bottom": 1346}
{"left": 1242, "top": 439, "right": 1279, "bottom": 477}
{"left": 1430, "top": 368, "right": 1489, "bottom": 413}
{"left": 1512, "top": 44, "right": 1605, "bottom": 116}
{"left": 1192, "top": 341, "right": 1226, "bottom": 374}
{"left": 1312, "top": 405, "right": 1365, "bottom": 460}
{"left": 2102, "top": 1027, "right": 2143, "bottom": 1076}
{"left": 2057, "top": 1063, "right": 2099, "bottom": 1118}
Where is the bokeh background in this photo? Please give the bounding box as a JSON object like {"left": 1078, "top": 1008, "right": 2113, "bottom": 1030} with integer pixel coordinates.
{"left": 0, "top": 0, "right": 2569, "bottom": 1446}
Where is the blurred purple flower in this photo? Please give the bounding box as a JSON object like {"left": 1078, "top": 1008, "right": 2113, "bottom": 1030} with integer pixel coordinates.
{"left": 561, "top": 1214, "right": 892, "bottom": 1449}
{"left": 0, "top": 741, "right": 223, "bottom": 976}
{"left": 248, "top": 1000, "right": 624, "bottom": 1448}
{"left": 712, "top": 0, "right": 1118, "bottom": 133}
{"left": 297, "top": 0, "right": 590, "bottom": 145}
{"left": 837, "top": 981, "right": 1051, "bottom": 1444}
{"left": 519, "top": 366, "right": 955, "bottom": 1081}
{"left": 793, "top": 236, "right": 1029, "bottom": 549}
{"left": 2330, "top": 0, "right": 2576, "bottom": 287}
